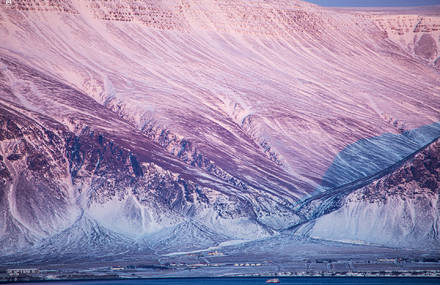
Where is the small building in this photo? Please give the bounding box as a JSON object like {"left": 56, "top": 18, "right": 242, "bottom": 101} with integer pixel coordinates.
{"left": 377, "top": 258, "right": 397, "bottom": 263}
{"left": 7, "top": 268, "right": 39, "bottom": 276}
{"left": 208, "top": 250, "right": 224, "bottom": 256}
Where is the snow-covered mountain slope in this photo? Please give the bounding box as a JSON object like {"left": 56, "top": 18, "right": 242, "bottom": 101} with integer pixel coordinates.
{"left": 330, "top": 6, "right": 440, "bottom": 68}
{"left": 307, "top": 137, "right": 440, "bottom": 248}
{"left": 140, "top": 221, "right": 230, "bottom": 254}
{"left": 0, "top": 55, "right": 294, "bottom": 255}
{"left": 1, "top": 0, "right": 439, "bottom": 193}
{"left": 320, "top": 122, "right": 440, "bottom": 189}
{"left": 0, "top": 104, "right": 79, "bottom": 254}
{"left": 33, "top": 213, "right": 142, "bottom": 258}
{"left": 0, "top": 0, "right": 440, "bottom": 256}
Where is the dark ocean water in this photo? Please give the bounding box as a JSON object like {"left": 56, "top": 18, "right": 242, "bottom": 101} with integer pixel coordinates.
{"left": 13, "top": 277, "right": 440, "bottom": 285}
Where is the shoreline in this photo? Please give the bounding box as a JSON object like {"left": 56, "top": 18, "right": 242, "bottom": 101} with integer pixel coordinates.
{"left": 2, "top": 272, "right": 440, "bottom": 284}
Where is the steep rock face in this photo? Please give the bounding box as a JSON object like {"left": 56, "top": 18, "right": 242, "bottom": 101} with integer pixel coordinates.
{"left": 65, "top": 0, "right": 322, "bottom": 35}
{"left": 309, "top": 138, "right": 440, "bottom": 248}
{"left": 0, "top": 107, "right": 77, "bottom": 253}
{"left": 3, "top": 0, "right": 78, "bottom": 13}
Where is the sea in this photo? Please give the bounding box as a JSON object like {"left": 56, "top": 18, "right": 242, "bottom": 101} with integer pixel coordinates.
{"left": 11, "top": 277, "right": 440, "bottom": 285}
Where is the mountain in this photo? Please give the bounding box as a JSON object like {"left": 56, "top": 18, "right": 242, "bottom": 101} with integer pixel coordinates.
{"left": 0, "top": 0, "right": 439, "bottom": 262}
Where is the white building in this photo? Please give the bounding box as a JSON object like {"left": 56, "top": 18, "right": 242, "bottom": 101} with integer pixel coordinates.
{"left": 7, "top": 268, "right": 39, "bottom": 276}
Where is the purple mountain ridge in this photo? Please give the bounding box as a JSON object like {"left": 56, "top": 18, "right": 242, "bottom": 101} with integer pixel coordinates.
{"left": 0, "top": 0, "right": 439, "bottom": 263}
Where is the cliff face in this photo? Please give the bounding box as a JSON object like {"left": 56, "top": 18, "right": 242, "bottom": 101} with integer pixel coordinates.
{"left": 0, "top": 105, "right": 74, "bottom": 252}
{"left": 0, "top": 0, "right": 440, "bottom": 258}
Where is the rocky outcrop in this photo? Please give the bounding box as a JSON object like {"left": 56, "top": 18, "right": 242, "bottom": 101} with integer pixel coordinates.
{"left": 0, "top": 107, "right": 73, "bottom": 253}
{"left": 367, "top": 13, "right": 440, "bottom": 66}
{"left": 414, "top": 33, "right": 438, "bottom": 60}
{"left": 4, "top": 0, "right": 78, "bottom": 13}
{"left": 79, "top": 0, "right": 324, "bottom": 36}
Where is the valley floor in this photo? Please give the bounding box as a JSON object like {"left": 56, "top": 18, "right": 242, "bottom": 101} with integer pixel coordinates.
{"left": 1, "top": 235, "right": 440, "bottom": 282}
